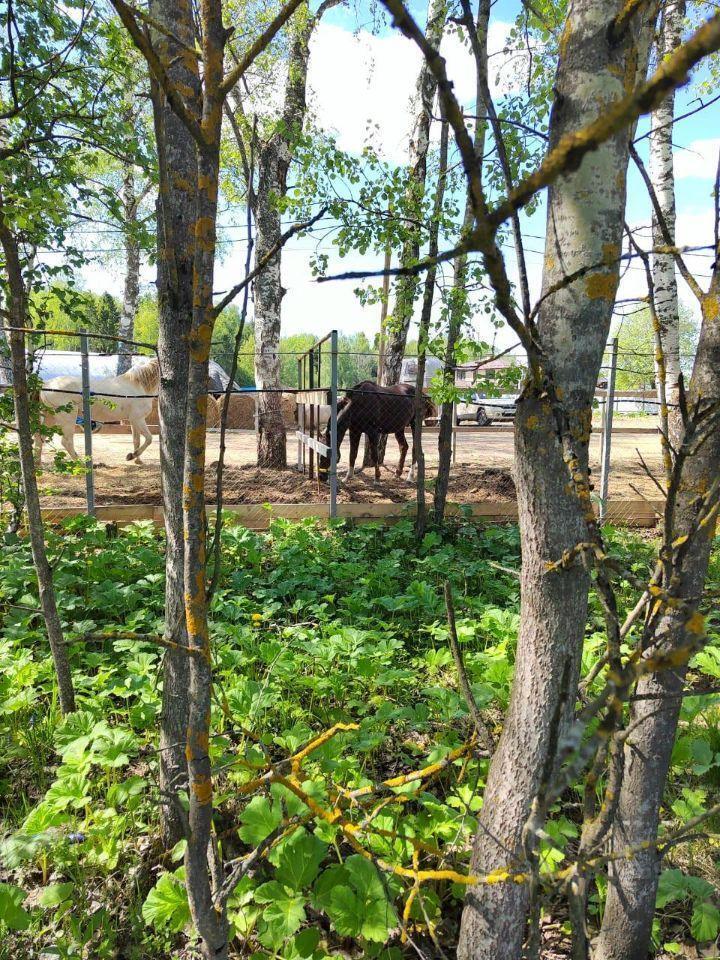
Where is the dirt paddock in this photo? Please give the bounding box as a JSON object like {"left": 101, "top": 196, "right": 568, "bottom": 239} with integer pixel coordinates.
{"left": 36, "top": 426, "right": 665, "bottom": 508}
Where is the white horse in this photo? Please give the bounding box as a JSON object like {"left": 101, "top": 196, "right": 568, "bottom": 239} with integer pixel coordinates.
{"left": 35, "top": 358, "right": 160, "bottom": 465}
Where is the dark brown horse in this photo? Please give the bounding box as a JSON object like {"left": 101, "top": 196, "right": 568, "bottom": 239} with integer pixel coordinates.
{"left": 321, "top": 380, "right": 434, "bottom": 482}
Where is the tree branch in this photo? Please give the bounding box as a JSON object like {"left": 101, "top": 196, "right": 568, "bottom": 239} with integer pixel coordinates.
{"left": 211, "top": 207, "right": 326, "bottom": 317}
{"left": 220, "top": 0, "right": 308, "bottom": 97}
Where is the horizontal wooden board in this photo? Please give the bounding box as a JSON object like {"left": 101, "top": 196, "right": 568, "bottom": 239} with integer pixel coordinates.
{"left": 40, "top": 499, "right": 663, "bottom": 529}
{"left": 295, "top": 431, "right": 330, "bottom": 456}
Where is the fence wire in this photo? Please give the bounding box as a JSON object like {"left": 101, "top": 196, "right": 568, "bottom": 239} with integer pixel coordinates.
{"left": 0, "top": 328, "right": 669, "bottom": 528}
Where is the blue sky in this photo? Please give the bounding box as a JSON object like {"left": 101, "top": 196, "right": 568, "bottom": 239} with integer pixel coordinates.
{"left": 79, "top": 0, "right": 720, "bottom": 351}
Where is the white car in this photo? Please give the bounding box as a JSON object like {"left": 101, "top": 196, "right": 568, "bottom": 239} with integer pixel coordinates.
{"left": 455, "top": 394, "right": 518, "bottom": 426}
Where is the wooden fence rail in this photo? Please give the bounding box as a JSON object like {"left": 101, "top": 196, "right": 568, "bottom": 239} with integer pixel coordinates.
{"left": 40, "top": 498, "right": 662, "bottom": 530}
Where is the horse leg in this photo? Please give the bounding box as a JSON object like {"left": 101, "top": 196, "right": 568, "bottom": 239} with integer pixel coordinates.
{"left": 61, "top": 424, "right": 78, "bottom": 460}
{"left": 346, "top": 428, "right": 361, "bottom": 480}
{"left": 127, "top": 420, "right": 152, "bottom": 464}
{"left": 128, "top": 424, "right": 140, "bottom": 461}
{"left": 369, "top": 432, "right": 380, "bottom": 482}
{"left": 395, "top": 430, "right": 408, "bottom": 478}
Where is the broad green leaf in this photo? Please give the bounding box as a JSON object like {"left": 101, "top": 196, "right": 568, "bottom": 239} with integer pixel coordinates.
{"left": 327, "top": 887, "right": 363, "bottom": 938}
{"left": 142, "top": 870, "right": 190, "bottom": 932}
{"left": 38, "top": 883, "right": 74, "bottom": 908}
{"left": 656, "top": 869, "right": 690, "bottom": 909}
{"left": 255, "top": 882, "right": 306, "bottom": 950}
{"left": 316, "top": 857, "right": 397, "bottom": 943}
{"left": 271, "top": 829, "right": 328, "bottom": 890}
{"left": 293, "top": 927, "right": 322, "bottom": 957}
{"left": 0, "top": 883, "right": 31, "bottom": 930}
{"left": 238, "top": 796, "right": 282, "bottom": 845}
{"left": 691, "top": 901, "right": 720, "bottom": 942}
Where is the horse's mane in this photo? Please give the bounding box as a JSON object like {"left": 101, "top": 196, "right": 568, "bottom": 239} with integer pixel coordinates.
{"left": 121, "top": 357, "right": 160, "bottom": 393}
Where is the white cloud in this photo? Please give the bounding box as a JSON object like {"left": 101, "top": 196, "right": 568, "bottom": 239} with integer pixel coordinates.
{"left": 307, "top": 19, "right": 513, "bottom": 164}
{"left": 673, "top": 137, "right": 720, "bottom": 179}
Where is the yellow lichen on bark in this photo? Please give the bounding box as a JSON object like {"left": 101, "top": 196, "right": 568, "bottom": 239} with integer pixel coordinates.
{"left": 703, "top": 294, "right": 719, "bottom": 322}
{"left": 191, "top": 775, "right": 213, "bottom": 805}
{"left": 602, "top": 243, "right": 619, "bottom": 266}
{"left": 585, "top": 272, "right": 618, "bottom": 300}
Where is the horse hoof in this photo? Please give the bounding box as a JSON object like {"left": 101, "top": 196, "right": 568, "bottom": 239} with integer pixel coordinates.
{"left": 126, "top": 453, "right": 135, "bottom": 462}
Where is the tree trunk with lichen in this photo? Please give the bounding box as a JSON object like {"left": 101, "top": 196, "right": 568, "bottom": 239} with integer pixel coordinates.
{"left": 148, "top": 0, "right": 198, "bottom": 848}
{"left": 0, "top": 204, "right": 76, "bottom": 715}
{"left": 650, "top": 0, "right": 685, "bottom": 447}
{"left": 183, "top": 139, "right": 229, "bottom": 960}
{"left": 253, "top": 142, "right": 288, "bottom": 468}
{"left": 596, "top": 292, "right": 720, "bottom": 960}
{"left": 456, "top": 3, "right": 655, "bottom": 958}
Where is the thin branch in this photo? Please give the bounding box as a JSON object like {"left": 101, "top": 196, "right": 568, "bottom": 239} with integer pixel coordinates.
{"left": 211, "top": 208, "right": 327, "bottom": 316}
{"left": 628, "top": 142, "right": 705, "bottom": 302}
{"left": 443, "top": 581, "right": 493, "bottom": 752}
{"left": 220, "top": 0, "right": 307, "bottom": 97}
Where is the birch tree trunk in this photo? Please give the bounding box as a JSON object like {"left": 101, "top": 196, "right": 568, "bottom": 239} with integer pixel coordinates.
{"left": 379, "top": 0, "right": 446, "bottom": 389}
{"left": 148, "top": 0, "right": 199, "bottom": 847}
{"left": 254, "top": 142, "right": 288, "bottom": 468}
{"left": 118, "top": 165, "right": 141, "bottom": 375}
{"left": 434, "top": 0, "right": 489, "bottom": 524}
{"left": 456, "top": 3, "right": 655, "bottom": 957}
{"left": 253, "top": 1, "right": 337, "bottom": 467}
{"left": 415, "top": 118, "right": 448, "bottom": 538}
{"left": 0, "top": 204, "right": 76, "bottom": 715}
{"left": 596, "top": 284, "right": 720, "bottom": 960}
{"left": 650, "top": 0, "right": 685, "bottom": 447}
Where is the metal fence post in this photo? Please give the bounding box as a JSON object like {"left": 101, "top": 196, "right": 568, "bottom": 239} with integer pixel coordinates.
{"left": 80, "top": 331, "right": 95, "bottom": 517}
{"left": 329, "top": 330, "right": 338, "bottom": 519}
{"left": 599, "top": 336, "right": 618, "bottom": 522}
{"left": 451, "top": 400, "right": 457, "bottom": 466}
{"left": 297, "top": 356, "right": 302, "bottom": 471}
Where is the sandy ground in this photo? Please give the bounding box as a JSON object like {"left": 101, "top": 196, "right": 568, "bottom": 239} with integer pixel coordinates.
{"left": 36, "top": 425, "right": 665, "bottom": 507}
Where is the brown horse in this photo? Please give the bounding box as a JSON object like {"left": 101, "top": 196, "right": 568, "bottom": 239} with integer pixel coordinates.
{"left": 321, "top": 380, "right": 434, "bottom": 482}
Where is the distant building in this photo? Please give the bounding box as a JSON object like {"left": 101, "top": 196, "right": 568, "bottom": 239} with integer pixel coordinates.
{"left": 399, "top": 355, "right": 443, "bottom": 387}
{"left": 454, "top": 354, "right": 524, "bottom": 387}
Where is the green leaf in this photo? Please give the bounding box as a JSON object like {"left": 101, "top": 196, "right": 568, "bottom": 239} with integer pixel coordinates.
{"left": 255, "top": 882, "right": 306, "bottom": 950}
{"left": 656, "top": 869, "right": 690, "bottom": 909}
{"left": 38, "top": 883, "right": 74, "bottom": 909}
{"left": 293, "top": 927, "right": 322, "bottom": 957}
{"left": 327, "top": 886, "right": 363, "bottom": 938}
{"left": 271, "top": 828, "right": 328, "bottom": 890}
{"left": 0, "top": 883, "right": 31, "bottom": 930}
{"left": 142, "top": 870, "right": 190, "bottom": 933}
{"left": 315, "top": 856, "right": 397, "bottom": 943}
{"left": 238, "top": 795, "right": 282, "bottom": 845}
{"left": 691, "top": 901, "right": 720, "bottom": 942}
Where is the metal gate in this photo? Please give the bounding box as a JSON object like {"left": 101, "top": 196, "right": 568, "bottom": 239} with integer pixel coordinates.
{"left": 296, "top": 331, "right": 339, "bottom": 517}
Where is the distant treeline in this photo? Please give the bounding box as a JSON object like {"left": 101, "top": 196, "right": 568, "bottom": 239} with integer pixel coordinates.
{"left": 28, "top": 286, "right": 384, "bottom": 388}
